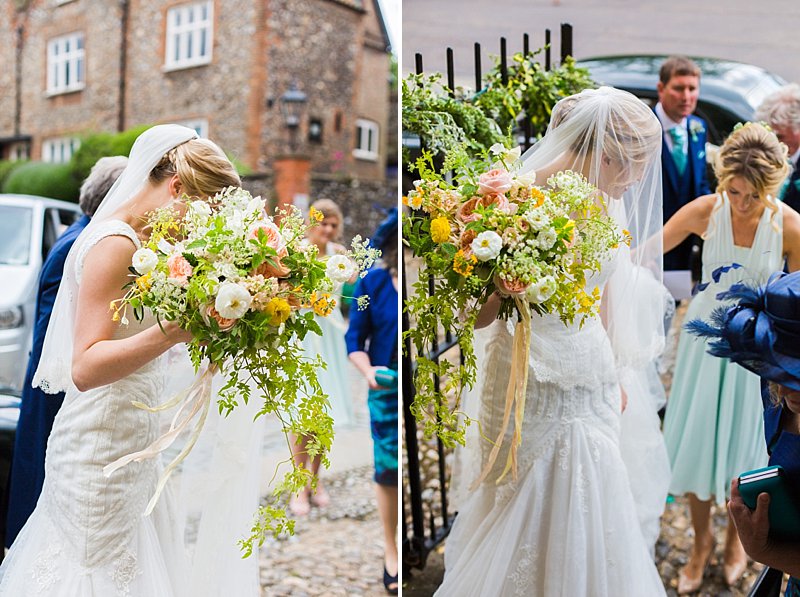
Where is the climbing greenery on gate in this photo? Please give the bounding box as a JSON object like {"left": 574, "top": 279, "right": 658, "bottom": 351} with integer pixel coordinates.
{"left": 402, "top": 47, "right": 595, "bottom": 166}
{"left": 474, "top": 50, "right": 595, "bottom": 138}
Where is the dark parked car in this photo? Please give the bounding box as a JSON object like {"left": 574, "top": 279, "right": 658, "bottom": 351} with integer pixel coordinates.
{"left": 576, "top": 55, "right": 788, "bottom": 145}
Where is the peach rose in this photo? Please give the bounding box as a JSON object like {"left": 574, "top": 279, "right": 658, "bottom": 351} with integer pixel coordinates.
{"left": 254, "top": 258, "right": 291, "bottom": 279}
{"left": 167, "top": 254, "right": 193, "bottom": 285}
{"left": 456, "top": 196, "right": 482, "bottom": 223}
{"left": 493, "top": 274, "right": 530, "bottom": 296}
{"left": 249, "top": 220, "right": 288, "bottom": 258}
{"left": 203, "top": 304, "right": 237, "bottom": 331}
{"left": 459, "top": 228, "right": 477, "bottom": 251}
{"left": 478, "top": 169, "right": 513, "bottom": 196}
{"left": 480, "top": 193, "right": 514, "bottom": 214}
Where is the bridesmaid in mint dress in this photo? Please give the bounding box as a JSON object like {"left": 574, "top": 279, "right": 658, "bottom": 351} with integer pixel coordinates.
{"left": 662, "top": 122, "right": 800, "bottom": 594}
{"left": 290, "top": 198, "right": 354, "bottom": 516}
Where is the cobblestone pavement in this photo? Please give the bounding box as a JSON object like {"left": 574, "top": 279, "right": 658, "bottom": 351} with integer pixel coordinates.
{"left": 256, "top": 363, "right": 391, "bottom": 596}
{"left": 402, "top": 302, "right": 776, "bottom": 595}
{"left": 259, "top": 465, "right": 387, "bottom": 597}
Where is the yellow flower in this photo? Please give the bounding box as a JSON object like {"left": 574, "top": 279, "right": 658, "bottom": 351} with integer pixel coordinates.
{"left": 430, "top": 217, "right": 451, "bottom": 244}
{"left": 453, "top": 249, "right": 477, "bottom": 276}
{"left": 402, "top": 196, "right": 409, "bottom": 206}
{"left": 309, "top": 207, "right": 324, "bottom": 223}
{"left": 408, "top": 193, "right": 424, "bottom": 210}
{"left": 530, "top": 188, "right": 545, "bottom": 208}
{"left": 622, "top": 229, "right": 632, "bottom": 246}
{"left": 136, "top": 272, "right": 153, "bottom": 292}
{"left": 112, "top": 311, "right": 120, "bottom": 322}
{"left": 264, "top": 297, "right": 291, "bottom": 326}
{"left": 310, "top": 291, "right": 335, "bottom": 317}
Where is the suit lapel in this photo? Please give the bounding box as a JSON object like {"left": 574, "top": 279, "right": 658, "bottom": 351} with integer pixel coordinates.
{"left": 662, "top": 134, "right": 679, "bottom": 195}
{"left": 686, "top": 117, "right": 706, "bottom": 194}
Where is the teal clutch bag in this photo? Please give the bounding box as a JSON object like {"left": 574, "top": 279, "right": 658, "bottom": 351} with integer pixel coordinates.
{"left": 738, "top": 465, "right": 800, "bottom": 539}
{"left": 374, "top": 367, "right": 398, "bottom": 389}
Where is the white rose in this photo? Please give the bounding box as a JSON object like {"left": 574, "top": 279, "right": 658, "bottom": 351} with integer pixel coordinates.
{"left": 525, "top": 210, "right": 548, "bottom": 230}
{"left": 215, "top": 282, "right": 252, "bottom": 319}
{"left": 471, "top": 231, "right": 503, "bottom": 262}
{"left": 526, "top": 275, "right": 557, "bottom": 304}
{"left": 247, "top": 196, "right": 266, "bottom": 215}
{"left": 537, "top": 228, "right": 557, "bottom": 250}
{"left": 132, "top": 248, "right": 158, "bottom": 275}
{"left": 326, "top": 254, "right": 357, "bottom": 284}
{"left": 189, "top": 200, "right": 212, "bottom": 217}
{"left": 516, "top": 170, "right": 537, "bottom": 187}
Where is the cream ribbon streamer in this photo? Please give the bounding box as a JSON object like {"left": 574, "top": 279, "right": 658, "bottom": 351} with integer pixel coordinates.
{"left": 103, "top": 362, "right": 218, "bottom": 515}
{"left": 470, "top": 297, "right": 532, "bottom": 490}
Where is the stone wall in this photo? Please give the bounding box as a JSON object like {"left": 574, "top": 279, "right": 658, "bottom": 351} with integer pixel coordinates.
{"left": 0, "top": 0, "right": 392, "bottom": 181}
{"left": 16, "top": 0, "right": 123, "bottom": 156}
{"left": 124, "top": 0, "right": 258, "bottom": 166}
{"left": 243, "top": 171, "right": 395, "bottom": 244}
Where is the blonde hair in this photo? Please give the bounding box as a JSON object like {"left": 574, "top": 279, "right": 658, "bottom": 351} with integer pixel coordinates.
{"left": 708, "top": 122, "right": 789, "bottom": 236}
{"left": 551, "top": 90, "right": 662, "bottom": 170}
{"left": 310, "top": 198, "right": 343, "bottom": 240}
{"left": 149, "top": 138, "right": 241, "bottom": 198}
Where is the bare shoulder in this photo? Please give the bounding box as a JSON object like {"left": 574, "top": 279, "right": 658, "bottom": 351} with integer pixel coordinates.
{"left": 81, "top": 234, "right": 138, "bottom": 283}
{"left": 689, "top": 193, "right": 718, "bottom": 215}
{"left": 782, "top": 203, "right": 800, "bottom": 240}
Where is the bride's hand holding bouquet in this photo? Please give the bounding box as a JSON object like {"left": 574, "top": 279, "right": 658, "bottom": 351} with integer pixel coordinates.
{"left": 404, "top": 143, "right": 626, "bottom": 480}
{"left": 111, "top": 187, "right": 379, "bottom": 550}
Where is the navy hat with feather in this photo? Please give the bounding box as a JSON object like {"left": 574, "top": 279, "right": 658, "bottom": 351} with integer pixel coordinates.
{"left": 687, "top": 271, "right": 800, "bottom": 391}
{"left": 370, "top": 206, "right": 398, "bottom": 251}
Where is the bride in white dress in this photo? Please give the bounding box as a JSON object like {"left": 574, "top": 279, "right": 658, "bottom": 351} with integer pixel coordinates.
{"left": 440, "top": 88, "right": 671, "bottom": 596}
{"left": 0, "top": 125, "right": 244, "bottom": 596}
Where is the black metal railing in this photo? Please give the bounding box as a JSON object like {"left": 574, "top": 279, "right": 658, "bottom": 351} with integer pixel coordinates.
{"left": 402, "top": 24, "right": 574, "bottom": 574}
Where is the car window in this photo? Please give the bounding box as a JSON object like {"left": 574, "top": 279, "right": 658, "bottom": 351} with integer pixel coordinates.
{"left": 0, "top": 206, "right": 33, "bottom": 266}
{"left": 42, "top": 209, "right": 59, "bottom": 261}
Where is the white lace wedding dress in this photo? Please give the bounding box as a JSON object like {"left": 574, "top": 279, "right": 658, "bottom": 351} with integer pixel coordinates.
{"left": 438, "top": 253, "right": 667, "bottom": 596}
{"left": 0, "top": 222, "right": 188, "bottom": 596}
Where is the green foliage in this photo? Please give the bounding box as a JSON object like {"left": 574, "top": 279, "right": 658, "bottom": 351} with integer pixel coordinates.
{"left": 475, "top": 51, "right": 595, "bottom": 138}
{"left": 0, "top": 160, "right": 25, "bottom": 189}
{"left": 70, "top": 124, "right": 151, "bottom": 184}
{"left": 2, "top": 161, "right": 80, "bottom": 202}
{"left": 402, "top": 72, "right": 508, "bottom": 165}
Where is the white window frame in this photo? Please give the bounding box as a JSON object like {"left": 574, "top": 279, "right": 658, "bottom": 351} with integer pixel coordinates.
{"left": 164, "top": 1, "right": 214, "bottom": 71}
{"left": 353, "top": 119, "right": 380, "bottom": 161}
{"left": 8, "top": 143, "right": 30, "bottom": 162}
{"left": 42, "top": 137, "right": 80, "bottom": 164}
{"left": 177, "top": 118, "right": 209, "bottom": 138}
{"left": 46, "top": 32, "right": 85, "bottom": 95}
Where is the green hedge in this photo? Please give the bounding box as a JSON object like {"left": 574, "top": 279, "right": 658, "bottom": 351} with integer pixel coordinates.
{"left": 2, "top": 161, "right": 81, "bottom": 202}
{"left": 71, "top": 124, "right": 151, "bottom": 184}
{"left": 0, "top": 160, "right": 25, "bottom": 189}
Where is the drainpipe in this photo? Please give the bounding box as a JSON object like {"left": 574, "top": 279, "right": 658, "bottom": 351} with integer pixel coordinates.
{"left": 14, "top": 24, "right": 23, "bottom": 137}
{"left": 118, "top": 0, "right": 129, "bottom": 132}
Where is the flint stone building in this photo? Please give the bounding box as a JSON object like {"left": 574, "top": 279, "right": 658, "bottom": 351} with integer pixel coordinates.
{"left": 0, "top": 0, "right": 395, "bottom": 234}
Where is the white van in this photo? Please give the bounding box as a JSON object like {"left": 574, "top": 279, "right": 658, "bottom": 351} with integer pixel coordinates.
{"left": 0, "top": 195, "right": 82, "bottom": 390}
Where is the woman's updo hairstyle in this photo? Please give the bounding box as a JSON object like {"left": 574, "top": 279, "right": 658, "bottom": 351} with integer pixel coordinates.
{"left": 149, "top": 137, "right": 241, "bottom": 199}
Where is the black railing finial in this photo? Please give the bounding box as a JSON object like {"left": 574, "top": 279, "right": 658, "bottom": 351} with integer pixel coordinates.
{"left": 415, "top": 53, "right": 423, "bottom": 76}
{"left": 560, "top": 23, "right": 573, "bottom": 62}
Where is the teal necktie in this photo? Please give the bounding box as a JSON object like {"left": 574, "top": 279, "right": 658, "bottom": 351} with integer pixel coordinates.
{"left": 669, "top": 126, "right": 688, "bottom": 176}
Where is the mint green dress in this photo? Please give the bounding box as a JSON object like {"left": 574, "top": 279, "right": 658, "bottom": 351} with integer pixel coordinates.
{"left": 664, "top": 194, "right": 780, "bottom": 504}
{"left": 301, "top": 242, "right": 354, "bottom": 428}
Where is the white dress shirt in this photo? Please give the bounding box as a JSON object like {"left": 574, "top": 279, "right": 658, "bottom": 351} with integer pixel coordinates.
{"left": 655, "top": 103, "right": 687, "bottom": 154}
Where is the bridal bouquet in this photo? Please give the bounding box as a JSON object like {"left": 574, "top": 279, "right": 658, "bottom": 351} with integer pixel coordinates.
{"left": 110, "top": 187, "right": 378, "bottom": 551}
{"left": 404, "top": 145, "right": 625, "bottom": 481}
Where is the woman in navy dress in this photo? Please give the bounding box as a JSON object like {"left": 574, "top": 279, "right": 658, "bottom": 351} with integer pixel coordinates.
{"left": 689, "top": 271, "right": 800, "bottom": 594}
{"left": 345, "top": 208, "right": 398, "bottom": 594}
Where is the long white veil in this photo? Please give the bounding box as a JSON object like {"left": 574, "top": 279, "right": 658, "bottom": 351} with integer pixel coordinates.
{"left": 451, "top": 87, "right": 672, "bottom": 547}
{"left": 33, "top": 124, "right": 199, "bottom": 394}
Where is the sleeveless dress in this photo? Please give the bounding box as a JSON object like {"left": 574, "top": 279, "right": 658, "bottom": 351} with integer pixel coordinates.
{"left": 437, "top": 250, "right": 666, "bottom": 596}
{"left": 0, "top": 221, "right": 188, "bottom": 596}
{"left": 301, "top": 241, "right": 354, "bottom": 427}
{"left": 664, "top": 195, "right": 779, "bottom": 503}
